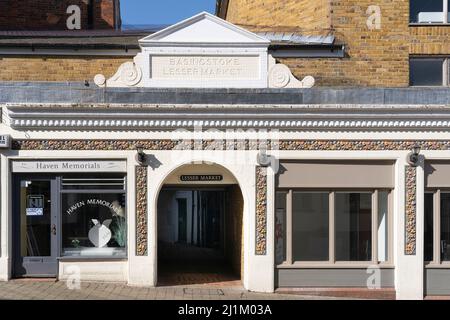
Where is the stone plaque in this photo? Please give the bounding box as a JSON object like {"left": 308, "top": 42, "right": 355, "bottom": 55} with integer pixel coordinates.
{"left": 150, "top": 55, "right": 260, "bottom": 80}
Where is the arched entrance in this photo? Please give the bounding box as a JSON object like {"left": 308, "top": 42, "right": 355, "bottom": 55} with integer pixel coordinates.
{"left": 156, "top": 163, "right": 244, "bottom": 286}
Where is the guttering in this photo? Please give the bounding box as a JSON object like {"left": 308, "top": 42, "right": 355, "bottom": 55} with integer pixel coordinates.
{"left": 270, "top": 44, "right": 345, "bottom": 58}
{"left": 115, "top": 0, "right": 122, "bottom": 30}
{"left": 0, "top": 47, "right": 139, "bottom": 56}
{"left": 0, "top": 42, "right": 140, "bottom": 56}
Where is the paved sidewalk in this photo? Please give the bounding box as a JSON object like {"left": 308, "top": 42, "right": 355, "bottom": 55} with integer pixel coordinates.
{"left": 0, "top": 280, "right": 345, "bottom": 300}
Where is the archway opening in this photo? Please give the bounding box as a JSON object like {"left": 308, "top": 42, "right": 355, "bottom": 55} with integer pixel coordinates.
{"left": 156, "top": 164, "right": 244, "bottom": 287}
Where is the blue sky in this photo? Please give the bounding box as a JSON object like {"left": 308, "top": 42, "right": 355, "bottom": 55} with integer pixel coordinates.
{"left": 120, "top": 0, "right": 216, "bottom": 27}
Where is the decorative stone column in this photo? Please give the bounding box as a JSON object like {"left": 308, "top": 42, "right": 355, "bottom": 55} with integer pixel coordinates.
{"left": 405, "top": 166, "right": 417, "bottom": 256}
{"left": 135, "top": 166, "right": 148, "bottom": 256}
{"left": 255, "top": 166, "right": 267, "bottom": 255}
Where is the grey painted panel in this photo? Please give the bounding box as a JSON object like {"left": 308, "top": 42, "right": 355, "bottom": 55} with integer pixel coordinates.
{"left": 276, "top": 268, "right": 395, "bottom": 287}
{"left": 302, "top": 88, "right": 386, "bottom": 105}
{"left": 1, "top": 83, "right": 450, "bottom": 105}
{"left": 425, "top": 269, "right": 450, "bottom": 295}
{"left": 277, "top": 161, "right": 395, "bottom": 189}
{"left": 425, "top": 161, "right": 450, "bottom": 188}
{"left": 384, "top": 88, "right": 450, "bottom": 105}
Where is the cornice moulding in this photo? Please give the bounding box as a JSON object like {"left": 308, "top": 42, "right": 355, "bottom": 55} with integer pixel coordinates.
{"left": 5, "top": 104, "right": 450, "bottom": 130}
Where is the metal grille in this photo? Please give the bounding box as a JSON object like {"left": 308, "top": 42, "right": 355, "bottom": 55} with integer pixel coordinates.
{"left": 61, "top": 177, "right": 126, "bottom": 190}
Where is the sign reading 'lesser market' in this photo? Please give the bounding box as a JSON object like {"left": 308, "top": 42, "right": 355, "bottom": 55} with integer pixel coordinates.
{"left": 180, "top": 175, "right": 223, "bottom": 182}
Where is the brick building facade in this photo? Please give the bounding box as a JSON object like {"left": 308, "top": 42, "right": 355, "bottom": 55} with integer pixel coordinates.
{"left": 1, "top": 6, "right": 450, "bottom": 301}
{"left": 0, "top": 0, "right": 120, "bottom": 30}
{"left": 219, "top": 0, "right": 450, "bottom": 87}
{"left": 0, "top": 0, "right": 448, "bottom": 87}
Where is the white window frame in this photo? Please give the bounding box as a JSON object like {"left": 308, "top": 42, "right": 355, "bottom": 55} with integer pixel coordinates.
{"left": 444, "top": 58, "right": 449, "bottom": 86}
{"left": 410, "top": 57, "right": 450, "bottom": 87}
{"left": 410, "top": 0, "right": 449, "bottom": 24}
{"left": 425, "top": 189, "right": 450, "bottom": 267}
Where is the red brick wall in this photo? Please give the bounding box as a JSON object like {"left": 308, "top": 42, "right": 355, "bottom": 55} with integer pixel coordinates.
{"left": 0, "top": 0, "right": 117, "bottom": 30}
{"left": 94, "top": 0, "right": 116, "bottom": 29}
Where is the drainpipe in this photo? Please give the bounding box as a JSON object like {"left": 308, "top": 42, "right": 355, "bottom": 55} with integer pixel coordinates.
{"left": 114, "top": 0, "right": 122, "bottom": 30}
{"left": 87, "top": 0, "right": 94, "bottom": 29}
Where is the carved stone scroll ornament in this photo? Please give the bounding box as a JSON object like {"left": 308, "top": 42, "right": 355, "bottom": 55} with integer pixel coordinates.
{"left": 94, "top": 55, "right": 144, "bottom": 88}
{"left": 268, "top": 55, "right": 315, "bottom": 89}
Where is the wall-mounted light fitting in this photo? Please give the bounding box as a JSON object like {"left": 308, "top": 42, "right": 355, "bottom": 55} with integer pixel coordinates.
{"left": 407, "top": 143, "right": 421, "bottom": 167}
{"left": 257, "top": 145, "right": 271, "bottom": 167}
{"left": 135, "top": 145, "right": 147, "bottom": 166}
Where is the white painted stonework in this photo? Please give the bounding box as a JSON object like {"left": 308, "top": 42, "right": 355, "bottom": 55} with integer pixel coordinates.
{"left": 94, "top": 12, "right": 314, "bottom": 89}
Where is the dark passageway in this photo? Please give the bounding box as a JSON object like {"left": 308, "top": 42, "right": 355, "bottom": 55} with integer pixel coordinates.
{"left": 157, "top": 186, "right": 243, "bottom": 286}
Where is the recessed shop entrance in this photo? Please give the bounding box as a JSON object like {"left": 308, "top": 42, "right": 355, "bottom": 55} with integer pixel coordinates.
{"left": 157, "top": 184, "right": 243, "bottom": 286}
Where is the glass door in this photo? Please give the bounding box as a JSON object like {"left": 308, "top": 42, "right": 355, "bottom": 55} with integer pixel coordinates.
{"left": 13, "top": 176, "right": 58, "bottom": 277}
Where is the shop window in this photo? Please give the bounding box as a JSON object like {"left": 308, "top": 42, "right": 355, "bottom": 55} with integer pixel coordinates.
{"left": 292, "top": 192, "right": 329, "bottom": 261}
{"left": 424, "top": 193, "right": 434, "bottom": 262}
{"left": 276, "top": 189, "right": 391, "bottom": 265}
{"left": 410, "top": 0, "right": 447, "bottom": 23}
{"left": 410, "top": 58, "right": 446, "bottom": 86}
{"left": 335, "top": 193, "right": 372, "bottom": 261}
{"left": 378, "top": 191, "right": 389, "bottom": 262}
{"left": 423, "top": 190, "right": 450, "bottom": 264}
{"left": 442, "top": 193, "right": 450, "bottom": 261}
{"left": 61, "top": 176, "right": 126, "bottom": 258}
{"left": 275, "top": 192, "right": 287, "bottom": 265}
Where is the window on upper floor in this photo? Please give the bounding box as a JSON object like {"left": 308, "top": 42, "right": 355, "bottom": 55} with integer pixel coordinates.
{"left": 410, "top": 0, "right": 449, "bottom": 23}
{"left": 410, "top": 58, "right": 449, "bottom": 86}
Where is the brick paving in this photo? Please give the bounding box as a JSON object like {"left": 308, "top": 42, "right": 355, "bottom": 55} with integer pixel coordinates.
{"left": 0, "top": 279, "right": 348, "bottom": 300}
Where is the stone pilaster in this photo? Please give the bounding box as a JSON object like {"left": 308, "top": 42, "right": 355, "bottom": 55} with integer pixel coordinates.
{"left": 135, "top": 166, "right": 148, "bottom": 256}
{"left": 405, "top": 166, "right": 417, "bottom": 255}
{"left": 255, "top": 166, "right": 267, "bottom": 255}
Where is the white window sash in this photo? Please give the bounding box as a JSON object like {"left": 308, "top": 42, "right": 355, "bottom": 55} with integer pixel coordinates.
{"left": 444, "top": 0, "right": 449, "bottom": 23}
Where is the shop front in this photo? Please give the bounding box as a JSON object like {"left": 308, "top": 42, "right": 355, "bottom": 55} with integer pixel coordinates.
{"left": 275, "top": 160, "right": 395, "bottom": 288}
{"left": 10, "top": 160, "right": 128, "bottom": 280}
{"left": 1, "top": 12, "right": 450, "bottom": 300}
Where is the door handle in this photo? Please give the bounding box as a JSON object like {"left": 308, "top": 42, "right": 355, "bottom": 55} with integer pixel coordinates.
{"left": 51, "top": 224, "right": 56, "bottom": 236}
